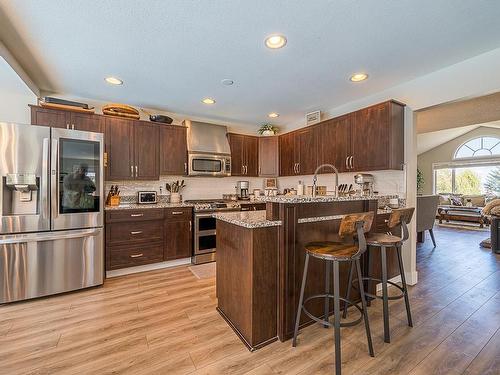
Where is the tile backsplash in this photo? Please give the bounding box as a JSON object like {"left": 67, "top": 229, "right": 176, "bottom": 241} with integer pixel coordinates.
{"left": 106, "top": 170, "right": 406, "bottom": 201}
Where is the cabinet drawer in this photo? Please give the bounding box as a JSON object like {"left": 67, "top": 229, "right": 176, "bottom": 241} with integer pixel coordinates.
{"left": 108, "top": 243, "right": 164, "bottom": 270}
{"left": 106, "top": 208, "right": 164, "bottom": 223}
{"left": 106, "top": 220, "right": 163, "bottom": 245}
{"left": 165, "top": 207, "right": 192, "bottom": 221}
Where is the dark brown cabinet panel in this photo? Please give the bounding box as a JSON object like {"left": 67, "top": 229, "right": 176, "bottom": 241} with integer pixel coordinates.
{"left": 228, "top": 134, "right": 245, "bottom": 176}
{"left": 258, "top": 136, "right": 279, "bottom": 177}
{"left": 295, "top": 127, "right": 318, "bottom": 175}
{"left": 71, "top": 113, "right": 103, "bottom": 133}
{"left": 245, "top": 136, "right": 259, "bottom": 177}
{"left": 134, "top": 122, "right": 159, "bottom": 180}
{"left": 318, "top": 115, "right": 351, "bottom": 173}
{"left": 160, "top": 125, "right": 188, "bottom": 175}
{"left": 228, "top": 133, "right": 259, "bottom": 177}
{"left": 350, "top": 101, "right": 404, "bottom": 172}
{"left": 279, "top": 132, "right": 296, "bottom": 176}
{"left": 104, "top": 117, "right": 134, "bottom": 180}
{"left": 164, "top": 219, "right": 192, "bottom": 260}
{"left": 30, "top": 105, "right": 70, "bottom": 129}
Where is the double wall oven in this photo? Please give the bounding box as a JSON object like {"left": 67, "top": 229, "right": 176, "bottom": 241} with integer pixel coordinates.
{"left": 187, "top": 200, "right": 240, "bottom": 264}
{"left": 0, "top": 123, "right": 104, "bottom": 303}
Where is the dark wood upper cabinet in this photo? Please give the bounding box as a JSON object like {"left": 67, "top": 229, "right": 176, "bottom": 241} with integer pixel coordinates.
{"left": 295, "top": 127, "right": 318, "bottom": 175}
{"left": 228, "top": 133, "right": 259, "bottom": 177}
{"left": 134, "top": 122, "right": 159, "bottom": 180}
{"left": 159, "top": 125, "right": 188, "bottom": 175}
{"left": 318, "top": 115, "right": 351, "bottom": 173}
{"left": 279, "top": 132, "right": 296, "bottom": 176}
{"left": 258, "top": 136, "right": 279, "bottom": 177}
{"left": 104, "top": 117, "right": 134, "bottom": 180}
{"left": 245, "top": 136, "right": 259, "bottom": 177}
{"left": 30, "top": 105, "right": 70, "bottom": 129}
{"left": 71, "top": 112, "right": 103, "bottom": 133}
{"left": 350, "top": 101, "right": 404, "bottom": 172}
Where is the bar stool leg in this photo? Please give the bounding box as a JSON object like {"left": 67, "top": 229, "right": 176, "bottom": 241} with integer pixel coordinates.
{"left": 366, "top": 248, "right": 373, "bottom": 306}
{"left": 381, "top": 246, "right": 391, "bottom": 343}
{"left": 324, "top": 260, "right": 330, "bottom": 328}
{"left": 333, "top": 260, "right": 342, "bottom": 375}
{"left": 293, "top": 253, "right": 310, "bottom": 347}
{"left": 396, "top": 244, "right": 413, "bottom": 327}
{"left": 356, "top": 258, "right": 374, "bottom": 357}
{"left": 342, "top": 261, "right": 354, "bottom": 318}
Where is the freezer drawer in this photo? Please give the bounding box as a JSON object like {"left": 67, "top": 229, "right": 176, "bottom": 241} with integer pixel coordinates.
{"left": 0, "top": 228, "right": 104, "bottom": 303}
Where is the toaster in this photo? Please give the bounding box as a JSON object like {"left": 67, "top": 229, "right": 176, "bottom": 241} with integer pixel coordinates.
{"left": 137, "top": 191, "right": 157, "bottom": 204}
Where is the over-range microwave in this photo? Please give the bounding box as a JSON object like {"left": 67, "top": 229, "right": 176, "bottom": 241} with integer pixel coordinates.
{"left": 188, "top": 153, "right": 231, "bottom": 177}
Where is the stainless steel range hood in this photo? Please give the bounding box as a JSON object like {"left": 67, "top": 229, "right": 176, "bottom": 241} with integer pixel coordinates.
{"left": 184, "top": 120, "right": 231, "bottom": 155}
{"left": 183, "top": 120, "right": 232, "bottom": 177}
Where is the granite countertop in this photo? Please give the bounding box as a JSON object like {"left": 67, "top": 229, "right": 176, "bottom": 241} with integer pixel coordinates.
{"left": 213, "top": 211, "right": 282, "bottom": 229}
{"left": 297, "top": 207, "right": 404, "bottom": 224}
{"left": 256, "top": 195, "right": 381, "bottom": 204}
{"left": 105, "top": 202, "right": 194, "bottom": 210}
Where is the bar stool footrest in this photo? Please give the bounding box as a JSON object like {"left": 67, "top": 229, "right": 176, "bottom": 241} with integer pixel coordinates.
{"left": 302, "top": 294, "right": 364, "bottom": 328}
{"left": 351, "top": 277, "right": 405, "bottom": 301}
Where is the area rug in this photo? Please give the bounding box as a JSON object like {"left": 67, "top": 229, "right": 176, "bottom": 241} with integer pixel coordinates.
{"left": 437, "top": 223, "right": 489, "bottom": 232}
{"left": 188, "top": 262, "right": 216, "bottom": 279}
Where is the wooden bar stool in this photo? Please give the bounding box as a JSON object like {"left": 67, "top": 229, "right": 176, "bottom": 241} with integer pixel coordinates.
{"left": 292, "top": 212, "right": 375, "bottom": 375}
{"left": 343, "top": 207, "right": 415, "bottom": 343}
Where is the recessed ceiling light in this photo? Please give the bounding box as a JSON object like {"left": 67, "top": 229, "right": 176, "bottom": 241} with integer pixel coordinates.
{"left": 202, "top": 98, "right": 216, "bottom": 104}
{"left": 349, "top": 73, "right": 368, "bottom": 82}
{"left": 105, "top": 76, "right": 123, "bottom": 85}
{"left": 265, "top": 34, "right": 287, "bottom": 49}
{"left": 268, "top": 112, "right": 279, "bottom": 118}
{"left": 221, "top": 79, "right": 234, "bottom": 86}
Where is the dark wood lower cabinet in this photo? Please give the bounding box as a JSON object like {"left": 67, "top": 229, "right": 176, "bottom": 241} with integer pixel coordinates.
{"left": 106, "top": 207, "right": 193, "bottom": 270}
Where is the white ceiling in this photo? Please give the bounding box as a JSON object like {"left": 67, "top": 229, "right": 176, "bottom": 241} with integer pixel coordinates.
{"left": 417, "top": 121, "right": 500, "bottom": 155}
{"left": 1, "top": 0, "right": 500, "bottom": 127}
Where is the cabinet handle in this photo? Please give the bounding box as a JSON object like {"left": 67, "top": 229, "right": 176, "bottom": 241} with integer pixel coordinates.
{"left": 130, "top": 231, "right": 143, "bottom": 235}
{"left": 297, "top": 163, "right": 300, "bottom": 174}
{"left": 66, "top": 124, "right": 69, "bottom": 129}
{"left": 130, "top": 165, "right": 134, "bottom": 177}
{"left": 184, "top": 162, "right": 188, "bottom": 174}
{"left": 135, "top": 165, "right": 138, "bottom": 177}
{"left": 71, "top": 124, "right": 75, "bottom": 130}
{"left": 345, "top": 157, "right": 349, "bottom": 170}
{"left": 171, "top": 211, "right": 184, "bottom": 215}
{"left": 103, "top": 152, "right": 108, "bottom": 167}
{"left": 130, "top": 253, "right": 143, "bottom": 258}
{"left": 130, "top": 213, "right": 144, "bottom": 217}
{"left": 189, "top": 221, "right": 192, "bottom": 231}
{"left": 241, "top": 165, "right": 244, "bottom": 174}
{"left": 245, "top": 165, "right": 248, "bottom": 175}
{"left": 349, "top": 156, "right": 354, "bottom": 169}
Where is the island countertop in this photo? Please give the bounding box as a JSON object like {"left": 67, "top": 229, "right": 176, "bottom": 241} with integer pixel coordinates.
{"left": 214, "top": 210, "right": 282, "bottom": 228}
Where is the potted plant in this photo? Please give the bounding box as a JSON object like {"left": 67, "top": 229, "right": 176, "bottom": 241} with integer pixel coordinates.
{"left": 166, "top": 180, "right": 186, "bottom": 203}
{"left": 258, "top": 123, "right": 279, "bottom": 136}
{"left": 417, "top": 169, "right": 424, "bottom": 195}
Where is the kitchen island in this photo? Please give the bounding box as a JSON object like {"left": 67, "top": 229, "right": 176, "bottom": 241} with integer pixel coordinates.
{"left": 215, "top": 196, "right": 402, "bottom": 350}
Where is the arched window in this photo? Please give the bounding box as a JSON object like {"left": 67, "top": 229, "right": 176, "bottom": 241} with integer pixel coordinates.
{"left": 454, "top": 136, "right": 500, "bottom": 159}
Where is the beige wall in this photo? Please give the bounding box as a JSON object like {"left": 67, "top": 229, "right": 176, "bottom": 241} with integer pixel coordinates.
{"left": 417, "top": 126, "right": 500, "bottom": 195}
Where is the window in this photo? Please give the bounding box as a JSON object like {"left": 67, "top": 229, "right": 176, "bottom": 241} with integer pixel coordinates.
{"left": 454, "top": 136, "right": 500, "bottom": 159}
{"left": 434, "top": 165, "right": 499, "bottom": 195}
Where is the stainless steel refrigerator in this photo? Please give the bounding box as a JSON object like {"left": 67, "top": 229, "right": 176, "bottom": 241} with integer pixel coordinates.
{"left": 0, "top": 122, "right": 104, "bottom": 303}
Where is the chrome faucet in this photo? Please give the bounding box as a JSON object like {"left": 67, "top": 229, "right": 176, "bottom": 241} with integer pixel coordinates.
{"left": 312, "top": 164, "right": 339, "bottom": 198}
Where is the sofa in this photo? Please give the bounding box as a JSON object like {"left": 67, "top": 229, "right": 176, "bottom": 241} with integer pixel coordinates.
{"left": 437, "top": 194, "right": 497, "bottom": 227}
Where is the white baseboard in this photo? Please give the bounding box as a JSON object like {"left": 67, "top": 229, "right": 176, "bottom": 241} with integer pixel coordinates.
{"left": 106, "top": 258, "right": 192, "bottom": 278}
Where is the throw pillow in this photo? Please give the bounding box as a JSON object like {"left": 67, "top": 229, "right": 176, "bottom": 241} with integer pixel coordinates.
{"left": 450, "top": 196, "right": 463, "bottom": 206}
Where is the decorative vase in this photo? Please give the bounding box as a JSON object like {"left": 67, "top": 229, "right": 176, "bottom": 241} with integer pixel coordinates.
{"left": 262, "top": 130, "right": 275, "bottom": 136}
{"left": 170, "top": 193, "right": 181, "bottom": 203}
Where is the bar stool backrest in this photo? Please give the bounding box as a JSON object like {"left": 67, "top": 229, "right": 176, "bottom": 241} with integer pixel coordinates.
{"left": 339, "top": 211, "right": 374, "bottom": 238}
{"left": 387, "top": 207, "right": 415, "bottom": 241}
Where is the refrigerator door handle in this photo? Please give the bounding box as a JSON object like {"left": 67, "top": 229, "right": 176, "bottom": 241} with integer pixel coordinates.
{"left": 0, "top": 228, "right": 101, "bottom": 245}
{"left": 51, "top": 138, "right": 59, "bottom": 219}
{"left": 41, "top": 138, "right": 50, "bottom": 223}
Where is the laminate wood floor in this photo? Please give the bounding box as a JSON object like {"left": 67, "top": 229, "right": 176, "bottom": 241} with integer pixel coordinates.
{"left": 1, "top": 225, "right": 498, "bottom": 374}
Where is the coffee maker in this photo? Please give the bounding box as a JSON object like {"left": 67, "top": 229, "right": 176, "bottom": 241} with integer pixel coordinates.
{"left": 236, "top": 181, "right": 249, "bottom": 200}
{"left": 354, "top": 174, "right": 375, "bottom": 196}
